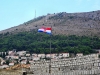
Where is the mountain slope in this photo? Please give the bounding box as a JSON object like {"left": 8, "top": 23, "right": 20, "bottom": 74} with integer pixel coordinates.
{"left": 0, "top": 10, "right": 100, "bottom": 37}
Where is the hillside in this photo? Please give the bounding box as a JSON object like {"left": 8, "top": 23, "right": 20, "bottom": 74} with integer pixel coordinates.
{"left": 0, "top": 10, "right": 100, "bottom": 37}
{"left": 0, "top": 31, "right": 99, "bottom": 54}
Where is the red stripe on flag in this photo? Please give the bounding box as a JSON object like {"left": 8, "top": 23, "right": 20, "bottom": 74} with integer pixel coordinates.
{"left": 46, "top": 27, "right": 51, "bottom": 30}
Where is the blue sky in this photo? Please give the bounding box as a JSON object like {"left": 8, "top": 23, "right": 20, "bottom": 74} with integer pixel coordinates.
{"left": 0, "top": 0, "right": 100, "bottom": 31}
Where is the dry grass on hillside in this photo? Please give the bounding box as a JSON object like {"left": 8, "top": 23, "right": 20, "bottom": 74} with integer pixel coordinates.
{"left": 0, "top": 69, "right": 22, "bottom": 75}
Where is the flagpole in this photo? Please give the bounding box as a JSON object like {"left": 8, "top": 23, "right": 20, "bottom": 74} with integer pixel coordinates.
{"left": 38, "top": 26, "right": 52, "bottom": 74}
{"left": 49, "top": 27, "right": 52, "bottom": 74}
{"left": 49, "top": 34, "right": 51, "bottom": 74}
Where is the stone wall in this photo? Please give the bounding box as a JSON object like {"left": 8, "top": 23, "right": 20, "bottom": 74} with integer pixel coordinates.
{"left": 28, "top": 54, "right": 100, "bottom": 75}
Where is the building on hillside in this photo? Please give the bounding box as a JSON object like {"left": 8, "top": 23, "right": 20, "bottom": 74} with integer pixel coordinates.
{"left": 76, "top": 53, "right": 83, "bottom": 57}
{"left": 62, "top": 53, "right": 69, "bottom": 58}
{"left": 0, "top": 65, "right": 9, "bottom": 69}
{"left": 32, "top": 53, "right": 38, "bottom": 57}
{"left": 38, "top": 54, "right": 45, "bottom": 58}
{"left": 13, "top": 56, "right": 19, "bottom": 59}
{"left": 21, "top": 60, "right": 27, "bottom": 64}
{"left": 9, "top": 62, "right": 14, "bottom": 66}
{"left": 21, "top": 57, "right": 27, "bottom": 60}
{"left": 46, "top": 54, "right": 51, "bottom": 58}
{"left": 5, "top": 55, "right": 19, "bottom": 60}
{"left": 33, "top": 57, "right": 40, "bottom": 61}
{"left": 0, "top": 57, "right": 5, "bottom": 65}
{"left": 51, "top": 54, "right": 56, "bottom": 59}
{"left": 26, "top": 54, "right": 30, "bottom": 57}
{"left": 8, "top": 50, "right": 16, "bottom": 56}
{"left": 17, "top": 51, "right": 26, "bottom": 56}
{"left": 58, "top": 53, "right": 63, "bottom": 59}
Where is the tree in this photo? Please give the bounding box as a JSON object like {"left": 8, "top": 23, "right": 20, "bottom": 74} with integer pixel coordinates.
{"left": 5, "top": 60, "right": 10, "bottom": 65}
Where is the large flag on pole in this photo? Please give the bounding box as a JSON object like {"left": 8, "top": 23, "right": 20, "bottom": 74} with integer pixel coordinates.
{"left": 38, "top": 27, "right": 52, "bottom": 34}
{"left": 38, "top": 27, "right": 45, "bottom": 32}
{"left": 38, "top": 27, "right": 52, "bottom": 73}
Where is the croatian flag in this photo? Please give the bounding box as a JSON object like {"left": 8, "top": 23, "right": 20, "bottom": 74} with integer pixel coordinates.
{"left": 38, "top": 27, "right": 52, "bottom": 34}
{"left": 38, "top": 28, "right": 45, "bottom": 32}
{"left": 45, "top": 27, "right": 51, "bottom": 34}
